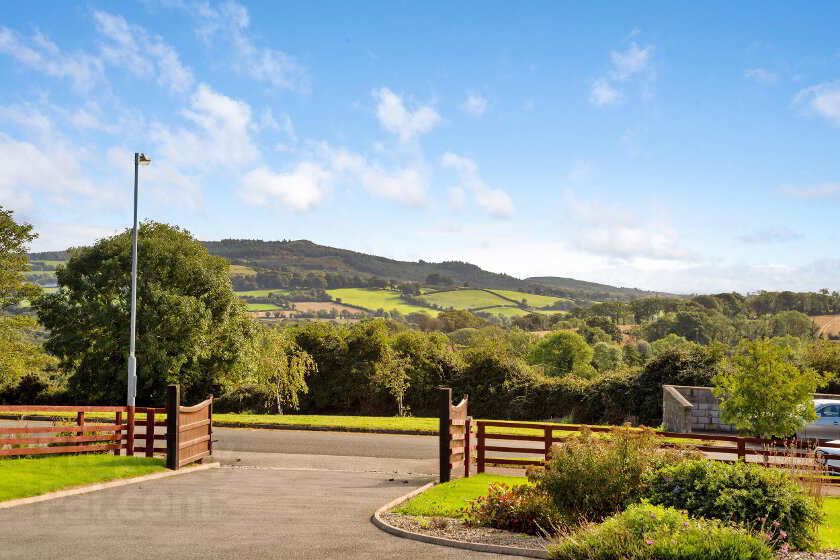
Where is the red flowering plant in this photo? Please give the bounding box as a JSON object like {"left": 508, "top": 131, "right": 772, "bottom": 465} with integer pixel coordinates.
{"left": 463, "top": 482, "right": 559, "bottom": 535}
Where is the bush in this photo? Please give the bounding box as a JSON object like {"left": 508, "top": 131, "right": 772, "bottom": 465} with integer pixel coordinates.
{"left": 463, "top": 482, "right": 559, "bottom": 535}
{"left": 547, "top": 503, "right": 773, "bottom": 560}
{"left": 529, "top": 425, "right": 700, "bottom": 522}
{"left": 643, "top": 459, "right": 823, "bottom": 550}
{"left": 214, "top": 384, "right": 276, "bottom": 413}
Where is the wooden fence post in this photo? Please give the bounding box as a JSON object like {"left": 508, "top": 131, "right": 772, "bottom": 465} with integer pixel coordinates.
{"left": 207, "top": 395, "right": 213, "bottom": 459}
{"left": 439, "top": 387, "right": 452, "bottom": 483}
{"left": 464, "top": 417, "right": 471, "bottom": 479}
{"left": 126, "top": 406, "right": 135, "bottom": 457}
{"left": 737, "top": 437, "right": 745, "bottom": 461}
{"left": 114, "top": 411, "right": 122, "bottom": 456}
{"left": 76, "top": 411, "right": 85, "bottom": 429}
{"left": 166, "top": 384, "right": 180, "bottom": 470}
{"left": 145, "top": 409, "right": 155, "bottom": 458}
{"left": 477, "top": 422, "right": 485, "bottom": 474}
{"left": 544, "top": 426, "right": 553, "bottom": 464}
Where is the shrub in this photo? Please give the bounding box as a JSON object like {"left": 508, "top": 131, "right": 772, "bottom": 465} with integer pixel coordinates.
{"left": 548, "top": 503, "right": 773, "bottom": 560}
{"left": 529, "top": 425, "right": 700, "bottom": 522}
{"left": 463, "top": 482, "right": 559, "bottom": 535}
{"left": 214, "top": 384, "right": 276, "bottom": 413}
{"left": 643, "top": 459, "right": 823, "bottom": 550}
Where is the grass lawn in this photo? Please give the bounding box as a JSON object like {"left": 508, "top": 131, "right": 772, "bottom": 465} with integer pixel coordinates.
{"left": 478, "top": 305, "right": 531, "bottom": 318}
{"left": 327, "top": 288, "right": 438, "bottom": 316}
{"left": 246, "top": 302, "right": 282, "bottom": 311}
{"left": 394, "top": 473, "right": 529, "bottom": 518}
{"left": 229, "top": 264, "right": 257, "bottom": 276}
{"left": 422, "top": 289, "right": 509, "bottom": 310}
{"left": 823, "top": 497, "right": 840, "bottom": 549}
{"left": 0, "top": 455, "right": 165, "bottom": 502}
{"left": 485, "top": 289, "right": 570, "bottom": 308}
{"left": 235, "top": 288, "right": 293, "bottom": 297}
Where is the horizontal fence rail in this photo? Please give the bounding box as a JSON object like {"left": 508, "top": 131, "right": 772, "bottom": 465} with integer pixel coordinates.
{"left": 0, "top": 394, "right": 208, "bottom": 469}
{"left": 473, "top": 421, "right": 840, "bottom": 480}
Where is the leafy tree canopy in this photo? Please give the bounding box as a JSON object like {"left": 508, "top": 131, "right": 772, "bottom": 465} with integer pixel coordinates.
{"left": 33, "top": 222, "right": 253, "bottom": 405}
{"left": 528, "top": 330, "right": 596, "bottom": 378}
{"left": 713, "top": 339, "right": 818, "bottom": 439}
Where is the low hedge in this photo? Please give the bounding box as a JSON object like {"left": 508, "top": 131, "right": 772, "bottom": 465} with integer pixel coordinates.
{"left": 643, "top": 459, "right": 823, "bottom": 551}
{"left": 548, "top": 503, "right": 773, "bottom": 560}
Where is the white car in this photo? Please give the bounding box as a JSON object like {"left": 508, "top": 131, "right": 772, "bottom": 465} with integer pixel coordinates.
{"left": 796, "top": 399, "right": 840, "bottom": 441}
{"left": 818, "top": 440, "right": 840, "bottom": 473}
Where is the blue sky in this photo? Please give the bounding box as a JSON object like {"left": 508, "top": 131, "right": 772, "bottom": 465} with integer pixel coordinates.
{"left": 1, "top": 1, "right": 838, "bottom": 294}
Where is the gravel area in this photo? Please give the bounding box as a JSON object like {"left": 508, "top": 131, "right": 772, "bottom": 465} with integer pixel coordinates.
{"left": 383, "top": 514, "right": 840, "bottom": 558}
{"left": 382, "top": 513, "right": 548, "bottom": 551}
{"left": 776, "top": 552, "right": 840, "bottom": 559}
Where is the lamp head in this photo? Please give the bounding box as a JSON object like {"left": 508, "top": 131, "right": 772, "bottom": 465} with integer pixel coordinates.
{"left": 136, "top": 153, "right": 152, "bottom": 166}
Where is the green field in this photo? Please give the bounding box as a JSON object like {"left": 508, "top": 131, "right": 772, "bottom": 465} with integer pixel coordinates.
{"left": 487, "top": 289, "right": 569, "bottom": 308}
{"left": 0, "top": 455, "right": 165, "bottom": 502}
{"left": 235, "top": 289, "right": 293, "bottom": 297}
{"left": 246, "top": 303, "right": 282, "bottom": 311}
{"left": 422, "top": 289, "right": 509, "bottom": 310}
{"left": 30, "top": 260, "right": 66, "bottom": 267}
{"left": 478, "top": 306, "right": 530, "bottom": 318}
{"left": 328, "top": 288, "right": 439, "bottom": 315}
{"left": 394, "top": 474, "right": 529, "bottom": 518}
{"left": 229, "top": 265, "right": 257, "bottom": 276}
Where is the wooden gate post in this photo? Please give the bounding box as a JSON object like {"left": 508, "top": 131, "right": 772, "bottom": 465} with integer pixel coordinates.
{"left": 464, "top": 417, "right": 472, "bottom": 479}
{"left": 145, "top": 409, "right": 155, "bottom": 458}
{"left": 166, "top": 384, "right": 180, "bottom": 470}
{"left": 114, "top": 411, "right": 122, "bottom": 456}
{"left": 439, "top": 387, "right": 452, "bottom": 483}
{"left": 477, "top": 422, "right": 485, "bottom": 474}
{"left": 126, "top": 406, "right": 135, "bottom": 457}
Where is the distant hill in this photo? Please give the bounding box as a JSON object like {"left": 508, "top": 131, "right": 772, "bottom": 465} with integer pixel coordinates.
{"left": 527, "top": 276, "right": 670, "bottom": 299}
{"left": 29, "top": 239, "right": 677, "bottom": 303}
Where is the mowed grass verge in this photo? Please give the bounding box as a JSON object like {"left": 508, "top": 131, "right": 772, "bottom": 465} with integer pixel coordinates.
{"left": 0, "top": 455, "right": 165, "bottom": 502}
{"left": 823, "top": 497, "right": 840, "bottom": 549}
{"left": 394, "top": 473, "right": 529, "bottom": 518}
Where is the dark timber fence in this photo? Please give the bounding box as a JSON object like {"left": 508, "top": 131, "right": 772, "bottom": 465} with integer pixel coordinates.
{"left": 437, "top": 390, "right": 840, "bottom": 482}
{"left": 0, "top": 384, "right": 212, "bottom": 470}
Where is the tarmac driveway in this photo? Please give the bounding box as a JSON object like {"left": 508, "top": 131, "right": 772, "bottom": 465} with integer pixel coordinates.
{"left": 0, "top": 465, "right": 510, "bottom": 560}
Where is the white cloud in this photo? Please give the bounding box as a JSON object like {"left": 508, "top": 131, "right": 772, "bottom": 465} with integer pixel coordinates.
{"left": 93, "top": 11, "right": 193, "bottom": 93}
{"left": 329, "top": 147, "right": 428, "bottom": 207}
{"left": 735, "top": 227, "right": 803, "bottom": 244}
{"left": 563, "top": 191, "right": 694, "bottom": 261}
{"left": 460, "top": 93, "right": 488, "bottom": 117}
{"left": 0, "top": 27, "right": 103, "bottom": 91}
{"left": 194, "top": 1, "right": 310, "bottom": 93}
{"left": 441, "top": 152, "right": 514, "bottom": 218}
{"left": 589, "top": 79, "right": 622, "bottom": 106}
{"left": 779, "top": 182, "right": 840, "bottom": 199}
{"left": 28, "top": 222, "right": 121, "bottom": 252}
{"left": 795, "top": 81, "right": 840, "bottom": 126}
{"left": 0, "top": 13, "right": 192, "bottom": 94}
{"left": 568, "top": 160, "right": 596, "bottom": 184}
{"left": 744, "top": 68, "right": 778, "bottom": 84}
{"left": 240, "top": 163, "right": 332, "bottom": 212}
{"left": 589, "top": 41, "right": 655, "bottom": 107}
{"left": 152, "top": 83, "right": 259, "bottom": 167}
{"left": 373, "top": 88, "right": 441, "bottom": 142}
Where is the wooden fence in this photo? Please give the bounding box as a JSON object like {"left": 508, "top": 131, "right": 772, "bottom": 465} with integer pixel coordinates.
{"left": 473, "top": 420, "right": 840, "bottom": 479}
{"left": 0, "top": 385, "right": 212, "bottom": 470}
{"left": 438, "top": 388, "right": 476, "bottom": 483}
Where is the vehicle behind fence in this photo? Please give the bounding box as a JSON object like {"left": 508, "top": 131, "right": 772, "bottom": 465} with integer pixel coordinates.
{"left": 0, "top": 384, "right": 212, "bottom": 470}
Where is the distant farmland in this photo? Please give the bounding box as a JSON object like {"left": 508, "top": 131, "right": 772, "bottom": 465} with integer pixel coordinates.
{"left": 327, "top": 288, "right": 439, "bottom": 316}
{"left": 813, "top": 315, "right": 840, "bottom": 337}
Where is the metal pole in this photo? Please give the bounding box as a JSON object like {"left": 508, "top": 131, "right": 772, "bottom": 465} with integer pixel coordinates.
{"left": 127, "top": 153, "right": 140, "bottom": 406}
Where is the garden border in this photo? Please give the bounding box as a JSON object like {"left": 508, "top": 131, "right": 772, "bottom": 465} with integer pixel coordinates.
{"left": 371, "top": 481, "right": 548, "bottom": 558}
{"left": 0, "top": 462, "right": 219, "bottom": 510}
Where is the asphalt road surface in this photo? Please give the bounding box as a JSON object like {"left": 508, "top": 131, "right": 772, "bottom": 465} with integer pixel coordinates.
{"left": 0, "top": 467, "right": 510, "bottom": 560}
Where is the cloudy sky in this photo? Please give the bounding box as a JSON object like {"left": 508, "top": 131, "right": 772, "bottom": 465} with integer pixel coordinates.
{"left": 1, "top": 2, "right": 838, "bottom": 294}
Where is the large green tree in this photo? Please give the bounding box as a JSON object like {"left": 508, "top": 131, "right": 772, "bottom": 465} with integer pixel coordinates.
{"left": 0, "top": 207, "right": 55, "bottom": 391}
{"left": 713, "top": 339, "right": 817, "bottom": 439}
{"left": 33, "top": 222, "right": 253, "bottom": 404}
{"left": 528, "top": 330, "right": 596, "bottom": 378}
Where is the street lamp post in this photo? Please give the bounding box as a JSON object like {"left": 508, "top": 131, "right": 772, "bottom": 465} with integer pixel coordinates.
{"left": 128, "top": 152, "right": 151, "bottom": 407}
